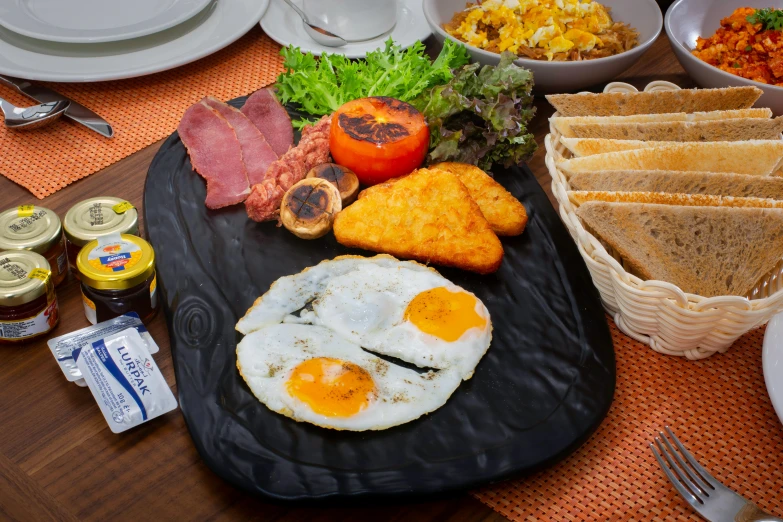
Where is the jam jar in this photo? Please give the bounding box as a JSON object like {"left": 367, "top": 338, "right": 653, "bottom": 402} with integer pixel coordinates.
{"left": 0, "top": 250, "right": 59, "bottom": 343}
{"left": 0, "top": 205, "right": 67, "bottom": 286}
{"left": 63, "top": 197, "right": 139, "bottom": 280}
{"left": 76, "top": 233, "right": 158, "bottom": 325}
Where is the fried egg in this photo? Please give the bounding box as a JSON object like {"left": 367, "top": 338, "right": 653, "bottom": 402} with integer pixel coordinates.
{"left": 236, "top": 324, "right": 463, "bottom": 431}
{"left": 236, "top": 255, "right": 492, "bottom": 380}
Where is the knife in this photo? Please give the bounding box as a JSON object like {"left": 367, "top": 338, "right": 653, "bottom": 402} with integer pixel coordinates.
{"left": 0, "top": 75, "right": 113, "bottom": 137}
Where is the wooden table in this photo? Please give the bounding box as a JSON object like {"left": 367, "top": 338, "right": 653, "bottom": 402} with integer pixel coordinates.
{"left": 0, "top": 35, "right": 692, "bottom": 521}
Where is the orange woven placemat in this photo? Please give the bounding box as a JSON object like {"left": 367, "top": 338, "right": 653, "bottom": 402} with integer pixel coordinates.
{"left": 0, "top": 27, "right": 283, "bottom": 199}
{"left": 473, "top": 320, "right": 783, "bottom": 521}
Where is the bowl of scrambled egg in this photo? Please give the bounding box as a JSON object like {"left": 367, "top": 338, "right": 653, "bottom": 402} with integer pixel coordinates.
{"left": 666, "top": 0, "right": 783, "bottom": 115}
{"left": 424, "top": 0, "right": 663, "bottom": 93}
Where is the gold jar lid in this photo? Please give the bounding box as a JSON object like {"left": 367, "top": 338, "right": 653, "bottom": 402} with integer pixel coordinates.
{"left": 77, "top": 234, "right": 155, "bottom": 291}
{"left": 0, "top": 205, "right": 62, "bottom": 255}
{"left": 0, "top": 250, "right": 51, "bottom": 306}
{"left": 64, "top": 197, "right": 139, "bottom": 247}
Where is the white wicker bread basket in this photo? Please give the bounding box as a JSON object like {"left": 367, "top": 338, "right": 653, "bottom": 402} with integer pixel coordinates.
{"left": 547, "top": 81, "right": 783, "bottom": 359}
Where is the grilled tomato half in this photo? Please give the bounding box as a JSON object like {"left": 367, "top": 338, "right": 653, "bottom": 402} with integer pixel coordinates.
{"left": 330, "top": 97, "right": 429, "bottom": 186}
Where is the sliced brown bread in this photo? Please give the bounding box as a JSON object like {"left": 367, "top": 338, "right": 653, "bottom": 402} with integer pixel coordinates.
{"left": 575, "top": 201, "right": 783, "bottom": 297}
{"left": 546, "top": 87, "right": 763, "bottom": 117}
{"left": 558, "top": 141, "right": 783, "bottom": 177}
{"left": 567, "top": 190, "right": 783, "bottom": 208}
{"left": 569, "top": 117, "right": 783, "bottom": 141}
{"left": 561, "top": 138, "right": 668, "bottom": 156}
{"left": 551, "top": 109, "right": 771, "bottom": 138}
{"left": 568, "top": 170, "right": 783, "bottom": 200}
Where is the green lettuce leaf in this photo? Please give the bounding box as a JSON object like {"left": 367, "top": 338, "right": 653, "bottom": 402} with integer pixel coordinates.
{"left": 274, "top": 39, "right": 470, "bottom": 125}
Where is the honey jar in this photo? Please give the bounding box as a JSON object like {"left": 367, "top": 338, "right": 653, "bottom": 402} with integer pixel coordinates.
{"left": 0, "top": 250, "right": 59, "bottom": 343}
{"left": 63, "top": 197, "right": 139, "bottom": 279}
{"left": 76, "top": 234, "right": 158, "bottom": 325}
{"left": 0, "top": 205, "right": 67, "bottom": 286}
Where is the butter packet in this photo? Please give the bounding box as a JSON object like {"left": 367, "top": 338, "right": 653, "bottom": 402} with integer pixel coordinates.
{"left": 47, "top": 312, "right": 158, "bottom": 387}
{"left": 76, "top": 328, "right": 177, "bottom": 433}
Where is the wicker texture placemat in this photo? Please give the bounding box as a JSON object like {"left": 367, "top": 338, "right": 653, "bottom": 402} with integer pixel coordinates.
{"left": 0, "top": 27, "right": 283, "bottom": 199}
{"left": 474, "top": 320, "right": 783, "bottom": 521}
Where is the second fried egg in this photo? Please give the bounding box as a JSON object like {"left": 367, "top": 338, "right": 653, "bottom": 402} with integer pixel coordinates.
{"left": 236, "top": 255, "right": 492, "bottom": 380}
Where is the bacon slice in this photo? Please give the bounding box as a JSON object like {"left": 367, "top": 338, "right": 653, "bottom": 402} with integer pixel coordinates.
{"left": 241, "top": 88, "right": 294, "bottom": 156}
{"left": 178, "top": 102, "right": 250, "bottom": 209}
{"left": 245, "top": 116, "right": 331, "bottom": 222}
{"left": 202, "top": 97, "right": 278, "bottom": 186}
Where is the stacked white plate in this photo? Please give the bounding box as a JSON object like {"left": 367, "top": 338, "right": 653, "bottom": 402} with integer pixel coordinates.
{"left": 0, "top": 0, "right": 270, "bottom": 81}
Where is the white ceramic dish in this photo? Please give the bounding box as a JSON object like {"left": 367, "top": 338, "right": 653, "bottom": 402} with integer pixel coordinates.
{"left": 0, "top": 0, "right": 269, "bottom": 82}
{"left": 260, "top": 0, "right": 430, "bottom": 59}
{"left": 763, "top": 313, "right": 783, "bottom": 427}
{"left": 423, "top": 0, "right": 662, "bottom": 94}
{"left": 666, "top": 0, "right": 783, "bottom": 116}
{"left": 0, "top": 0, "right": 212, "bottom": 44}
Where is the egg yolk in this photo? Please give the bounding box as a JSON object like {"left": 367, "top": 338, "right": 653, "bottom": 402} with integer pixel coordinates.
{"left": 404, "top": 287, "right": 487, "bottom": 342}
{"left": 286, "top": 357, "right": 376, "bottom": 417}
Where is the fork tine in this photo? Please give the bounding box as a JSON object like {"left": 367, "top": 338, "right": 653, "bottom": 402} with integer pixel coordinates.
{"left": 659, "top": 431, "right": 713, "bottom": 494}
{"left": 654, "top": 437, "right": 704, "bottom": 502}
{"left": 650, "top": 442, "right": 700, "bottom": 505}
{"left": 665, "top": 426, "right": 718, "bottom": 488}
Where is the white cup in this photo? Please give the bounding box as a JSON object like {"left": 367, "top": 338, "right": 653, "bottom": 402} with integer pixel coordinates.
{"left": 302, "top": 0, "right": 398, "bottom": 42}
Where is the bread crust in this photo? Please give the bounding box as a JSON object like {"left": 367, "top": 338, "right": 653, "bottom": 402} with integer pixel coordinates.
{"left": 568, "top": 170, "right": 783, "bottom": 200}
{"left": 559, "top": 141, "right": 783, "bottom": 176}
{"left": 570, "top": 117, "right": 783, "bottom": 142}
{"left": 546, "top": 87, "right": 762, "bottom": 117}
{"left": 551, "top": 109, "right": 771, "bottom": 138}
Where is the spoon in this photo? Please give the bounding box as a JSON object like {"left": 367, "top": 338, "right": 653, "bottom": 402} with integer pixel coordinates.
{"left": 0, "top": 97, "right": 70, "bottom": 131}
{"left": 279, "top": 0, "right": 349, "bottom": 47}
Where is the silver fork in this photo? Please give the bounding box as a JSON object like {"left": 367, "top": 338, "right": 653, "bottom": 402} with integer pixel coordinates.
{"left": 650, "top": 427, "right": 783, "bottom": 522}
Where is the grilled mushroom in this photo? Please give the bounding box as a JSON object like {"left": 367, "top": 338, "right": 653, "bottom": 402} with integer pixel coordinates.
{"left": 280, "top": 178, "right": 342, "bottom": 239}
{"left": 306, "top": 163, "right": 360, "bottom": 205}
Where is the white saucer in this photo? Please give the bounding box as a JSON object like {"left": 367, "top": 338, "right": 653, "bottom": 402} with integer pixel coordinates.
{"left": 0, "top": 0, "right": 213, "bottom": 44}
{"left": 763, "top": 312, "right": 783, "bottom": 427}
{"left": 0, "top": 0, "right": 269, "bottom": 82}
{"left": 260, "top": 0, "right": 431, "bottom": 59}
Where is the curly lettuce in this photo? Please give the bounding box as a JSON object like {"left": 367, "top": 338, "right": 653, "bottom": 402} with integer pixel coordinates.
{"left": 275, "top": 39, "right": 470, "bottom": 128}
{"left": 411, "top": 52, "right": 537, "bottom": 171}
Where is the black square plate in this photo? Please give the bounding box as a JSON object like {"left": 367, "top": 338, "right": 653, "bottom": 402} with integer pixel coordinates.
{"left": 143, "top": 98, "right": 615, "bottom": 501}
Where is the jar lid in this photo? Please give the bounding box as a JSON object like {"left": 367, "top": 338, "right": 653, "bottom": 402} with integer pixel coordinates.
{"left": 0, "top": 250, "right": 51, "bottom": 306}
{"left": 0, "top": 206, "right": 62, "bottom": 255}
{"left": 63, "top": 197, "right": 139, "bottom": 247}
{"left": 77, "top": 234, "right": 155, "bottom": 291}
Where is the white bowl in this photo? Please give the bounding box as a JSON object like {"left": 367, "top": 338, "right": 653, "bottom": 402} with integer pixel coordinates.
{"left": 665, "top": 0, "right": 783, "bottom": 115}
{"left": 422, "top": 0, "right": 663, "bottom": 94}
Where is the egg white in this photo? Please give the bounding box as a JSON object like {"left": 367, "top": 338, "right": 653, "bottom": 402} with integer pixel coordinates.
{"left": 307, "top": 262, "right": 492, "bottom": 379}
{"left": 236, "top": 255, "right": 492, "bottom": 380}
{"left": 236, "top": 324, "right": 463, "bottom": 431}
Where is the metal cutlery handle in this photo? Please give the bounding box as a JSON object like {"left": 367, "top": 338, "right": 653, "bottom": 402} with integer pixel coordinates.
{"left": 0, "top": 75, "right": 29, "bottom": 94}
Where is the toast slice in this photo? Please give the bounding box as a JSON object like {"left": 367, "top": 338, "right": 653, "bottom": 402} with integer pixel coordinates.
{"left": 575, "top": 201, "right": 783, "bottom": 297}
{"left": 333, "top": 169, "right": 504, "bottom": 274}
{"left": 430, "top": 162, "right": 527, "bottom": 236}
{"left": 558, "top": 141, "right": 783, "bottom": 177}
{"left": 561, "top": 138, "right": 670, "bottom": 156}
{"left": 568, "top": 170, "right": 783, "bottom": 200}
{"left": 551, "top": 109, "right": 772, "bottom": 138}
{"left": 546, "top": 86, "right": 762, "bottom": 117}
{"left": 567, "top": 190, "right": 783, "bottom": 208}
{"left": 569, "top": 117, "right": 783, "bottom": 141}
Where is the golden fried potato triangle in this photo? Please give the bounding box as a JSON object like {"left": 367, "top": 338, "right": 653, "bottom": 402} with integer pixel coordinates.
{"left": 334, "top": 168, "right": 504, "bottom": 274}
